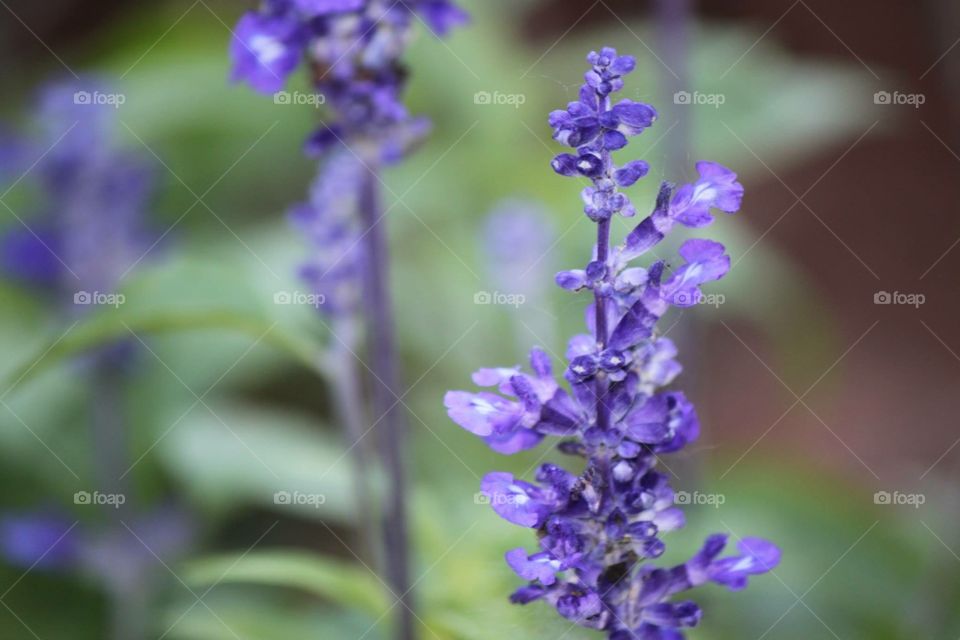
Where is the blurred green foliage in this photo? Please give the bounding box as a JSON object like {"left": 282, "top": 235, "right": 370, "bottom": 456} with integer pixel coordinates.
{"left": 0, "top": 0, "right": 956, "bottom": 639}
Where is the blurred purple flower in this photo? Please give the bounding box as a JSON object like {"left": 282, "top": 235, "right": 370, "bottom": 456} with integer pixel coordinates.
{"left": 289, "top": 148, "right": 368, "bottom": 318}
{"left": 229, "top": 0, "right": 466, "bottom": 162}
{"left": 482, "top": 199, "right": 556, "bottom": 297}
{"left": 0, "top": 79, "right": 156, "bottom": 304}
{"left": 0, "top": 511, "right": 79, "bottom": 571}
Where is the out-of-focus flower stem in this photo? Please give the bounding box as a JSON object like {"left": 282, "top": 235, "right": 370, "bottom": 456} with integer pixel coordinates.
{"left": 358, "top": 171, "right": 413, "bottom": 640}
{"left": 327, "top": 336, "right": 378, "bottom": 565}
{"left": 90, "top": 359, "right": 146, "bottom": 640}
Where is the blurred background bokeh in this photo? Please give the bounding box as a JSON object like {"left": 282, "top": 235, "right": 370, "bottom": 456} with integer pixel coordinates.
{"left": 0, "top": 0, "right": 958, "bottom": 638}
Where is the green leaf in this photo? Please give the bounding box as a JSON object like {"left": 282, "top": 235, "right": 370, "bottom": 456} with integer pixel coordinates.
{"left": 183, "top": 551, "right": 390, "bottom": 618}
{"left": 158, "top": 402, "right": 369, "bottom": 522}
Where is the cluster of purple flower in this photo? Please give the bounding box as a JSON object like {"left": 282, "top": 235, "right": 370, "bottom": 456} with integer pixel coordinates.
{"left": 0, "top": 80, "right": 153, "bottom": 299}
{"left": 445, "top": 47, "right": 779, "bottom": 639}
{"left": 230, "top": 0, "right": 466, "bottom": 162}
{"left": 230, "top": 0, "right": 466, "bottom": 316}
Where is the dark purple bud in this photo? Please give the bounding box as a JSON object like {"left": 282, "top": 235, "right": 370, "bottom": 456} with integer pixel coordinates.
{"left": 610, "top": 55, "right": 636, "bottom": 76}
{"left": 614, "top": 160, "right": 650, "bottom": 187}
{"left": 603, "top": 130, "right": 627, "bottom": 150}
{"left": 555, "top": 269, "right": 587, "bottom": 290}
{"left": 611, "top": 101, "right": 657, "bottom": 136}
{"left": 627, "top": 521, "right": 658, "bottom": 539}
{"left": 585, "top": 260, "right": 606, "bottom": 282}
{"left": 617, "top": 440, "right": 642, "bottom": 458}
{"left": 549, "top": 109, "right": 572, "bottom": 128}
{"left": 568, "top": 354, "right": 598, "bottom": 380}
{"left": 599, "top": 349, "right": 629, "bottom": 372}
{"left": 575, "top": 153, "right": 604, "bottom": 177}
{"left": 605, "top": 509, "right": 628, "bottom": 538}
{"left": 551, "top": 153, "right": 579, "bottom": 176}
{"left": 643, "top": 538, "right": 666, "bottom": 558}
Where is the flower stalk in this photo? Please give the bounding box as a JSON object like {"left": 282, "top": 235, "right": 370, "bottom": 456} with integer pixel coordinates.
{"left": 446, "top": 47, "right": 780, "bottom": 639}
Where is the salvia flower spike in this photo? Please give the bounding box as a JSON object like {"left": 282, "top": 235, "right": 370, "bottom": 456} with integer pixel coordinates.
{"left": 445, "top": 47, "right": 780, "bottom": 639}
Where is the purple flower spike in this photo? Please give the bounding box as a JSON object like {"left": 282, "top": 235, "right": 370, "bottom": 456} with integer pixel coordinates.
{"left": 228, "top": 0, "right": 466, "bottom": 156}
{"left": 446, "top": 46, "right": 779, "bottom": 640}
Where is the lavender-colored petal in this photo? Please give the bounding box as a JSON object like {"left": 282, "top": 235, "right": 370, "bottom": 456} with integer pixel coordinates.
{"left": 484, "top": 427, "right": 544, "bottom": 455}
{"left": 505, "top": 548, "right": 559, "bottom": 585}
{"left": 444, "top": 391, "right": 521, "bottom": 437}
{"left": 608, "top": 298, "right": 659, "bottom": 351}
{"left": 229, "top": 12, "right": 303, "bottom": 94}
{"left": 481, "top": 472, "right": 551, "bottom": 527}
{"left": 615, "top": 160, "right": 650, "bottom": 187}
{"left": 556, "top": 269, "right": 588, "bottom": 291}
{"left": 610, "top": 100, "right": 657, "bottom": 136}
{"left": 707, "top": 537, "right": 781, "bottom": 590}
